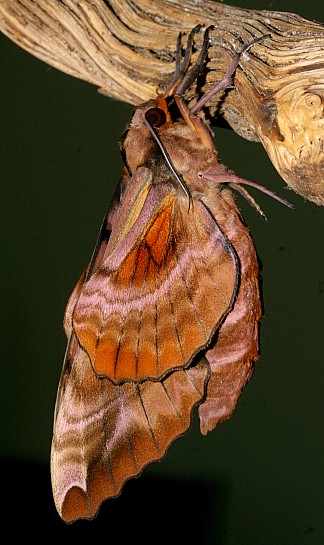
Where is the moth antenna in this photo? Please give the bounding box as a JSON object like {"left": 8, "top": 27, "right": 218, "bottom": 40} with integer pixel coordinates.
{"left": 144, "top": 115, "right": 192, "bottom": 204}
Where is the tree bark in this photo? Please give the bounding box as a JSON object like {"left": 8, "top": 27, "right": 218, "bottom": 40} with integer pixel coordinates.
{"left": 0, "top": 0, "right": 323, "bottom": 204}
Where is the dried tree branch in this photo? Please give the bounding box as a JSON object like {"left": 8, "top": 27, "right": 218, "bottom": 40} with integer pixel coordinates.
{"left": 1, "top": 0, "right": 323, "bottom": 204}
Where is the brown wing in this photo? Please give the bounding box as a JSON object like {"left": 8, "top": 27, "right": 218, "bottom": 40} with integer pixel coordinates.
{"left": 72, "top": 170, "right": 239, "bottom": 383}
{"left": 52, "top": 167, "right": 214, "bottom": 522}
{"left": 198, "top": 193, "right": 262, "bottom": 434}
{"left": 51, "top": 336, "right": 208, "bottom": 523}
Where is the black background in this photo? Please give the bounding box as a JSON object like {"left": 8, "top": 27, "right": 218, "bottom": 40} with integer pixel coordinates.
{"left": 1, "top": 1, "right": 323, "bottom": 542}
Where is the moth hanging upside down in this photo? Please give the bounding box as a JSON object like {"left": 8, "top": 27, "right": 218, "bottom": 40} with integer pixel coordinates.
{"left": 51, "top": 26, "right": 289, "bottom": 522}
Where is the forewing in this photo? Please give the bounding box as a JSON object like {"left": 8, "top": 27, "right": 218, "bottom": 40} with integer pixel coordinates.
{"left": 72, "top": 174, "right": 239, "bottom": 383}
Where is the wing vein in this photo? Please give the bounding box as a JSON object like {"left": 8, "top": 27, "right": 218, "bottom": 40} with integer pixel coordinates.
{"left": 136, "top": 383, "right": 161, "bottom": 455}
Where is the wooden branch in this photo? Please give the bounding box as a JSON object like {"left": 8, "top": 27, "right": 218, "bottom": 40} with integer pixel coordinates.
{"left": 1, "top": 0, "right": 323, "bottom": 204}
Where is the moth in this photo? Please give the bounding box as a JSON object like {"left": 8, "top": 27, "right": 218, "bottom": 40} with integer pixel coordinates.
{"left": 51, "top": 26, "right": 288, "bottom": 522}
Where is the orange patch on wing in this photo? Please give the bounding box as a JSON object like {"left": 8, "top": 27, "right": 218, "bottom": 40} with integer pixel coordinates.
{"left": 114, "top": 344, "right": 138, "bottom": 382}
{"left": 145, "top": 200, "right": 173, "bottom": 265}
{"left": 76, "top": 327, "right": 98, "bottom": 363}
{"left": 94, "top": 337, "right": 118, "bottom": 377}
{"left": 132, "top": 244, "right": 150, "bottom": 286}
{"left": 135, "top": 302, "right": 158, "bottom": 378}
{"left": 114, "top": 310, "right": 140, "bottom": 380}
{"left": 115, "top": 197, "right": 174, "bottom": 288}
{"left": 136, "top": 345, "right": 158, "bottom": 379}
{"left": 145, "top": 256, "right": 158, "bottom": 288}
{"left": 116, "top": 247, "right": 138, "bottom": 286}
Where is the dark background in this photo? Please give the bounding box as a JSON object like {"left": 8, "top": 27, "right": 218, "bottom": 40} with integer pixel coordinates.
{"left": 1, "top": 1, "right": 323, "bottom": 542}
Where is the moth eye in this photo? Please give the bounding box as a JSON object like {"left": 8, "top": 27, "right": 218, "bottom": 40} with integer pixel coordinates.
{"left": 145, "top": 107, "right": 167, "bottom": 128}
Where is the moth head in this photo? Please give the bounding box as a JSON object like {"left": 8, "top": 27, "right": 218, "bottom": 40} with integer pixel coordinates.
{"left": 121, "top": 100, "right": 162, "bottom": 173}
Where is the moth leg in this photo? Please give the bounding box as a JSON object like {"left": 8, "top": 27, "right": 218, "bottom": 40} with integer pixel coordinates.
{"left": 191, "top": 34, "right": 270, "bottom": 114}
{"left": 163, "top": 25, "right": 211, "bottom": 98}
{"left": 173, "top": 34, "right": 271, "bottom": 150}
{"left": 174, "top": 26, "right": 213, "bottom": 97}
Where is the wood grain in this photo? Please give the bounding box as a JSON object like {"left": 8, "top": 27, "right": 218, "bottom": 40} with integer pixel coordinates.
{"left": 0, "top": 1, "right": 323, "bottom": 202}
